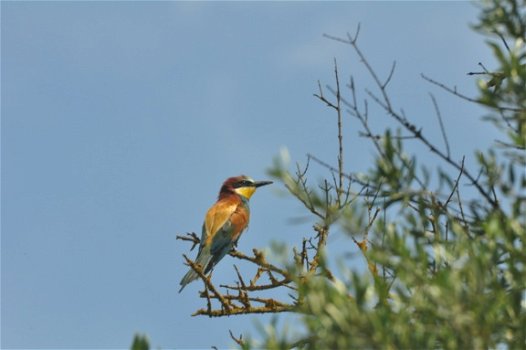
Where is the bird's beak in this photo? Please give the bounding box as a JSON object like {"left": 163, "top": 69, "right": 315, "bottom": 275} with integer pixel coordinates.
{"left": 254, "top": 180, "right": 273, "bottom": 188}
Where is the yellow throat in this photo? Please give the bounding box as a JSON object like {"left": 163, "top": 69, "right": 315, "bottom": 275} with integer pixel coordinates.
{"left": 234, "top": 186, "right": 256, "bottom": 199}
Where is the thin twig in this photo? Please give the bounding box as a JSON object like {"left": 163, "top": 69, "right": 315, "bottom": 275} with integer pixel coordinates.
{"left": 309, "top": 224, "right": 329, "bottom": 274}
{"left": 495, "top": 31, "right": 511, "bottom": 53}
{"left": 229, "top": 249, "right": 292, "bottom": 280}
{"left": 383, "top": 61, "right": 397, "bottom": 89}
{"left": 176, "top": 232, "right": 200, "bottom": 251}
{"left": 429, "top": 93, "right": 451, "bottom": 158}
{"left": 221, "top": 278, "right": 293, "bottom": 292}
{"left": 443, "top": 156, "right": 465, "bottom": 209}
{"left": 229, "top": 330, "right": 245, "bottom": 347}
{"left": 422, "top": 73, "right": 522, "bottom": 112}
{"left": 326, "top": 27, "right": 394, "bottom": 111}
{"left": 334, "top": 58, "right": 345, "bottom": 206}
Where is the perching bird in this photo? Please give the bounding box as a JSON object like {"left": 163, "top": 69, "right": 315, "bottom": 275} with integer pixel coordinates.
{"left": 179, "top": 175, "right": 272, "bottom": 292}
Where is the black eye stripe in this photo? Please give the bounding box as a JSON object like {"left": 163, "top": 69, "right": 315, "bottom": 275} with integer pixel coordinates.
{"left": 234, "top": 180, "right": 254, "bottom": 188}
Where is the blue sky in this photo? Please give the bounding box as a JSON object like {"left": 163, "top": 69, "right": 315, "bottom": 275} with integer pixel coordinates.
{"left": 2, "top": 1, "right": 497, "bottom": 349}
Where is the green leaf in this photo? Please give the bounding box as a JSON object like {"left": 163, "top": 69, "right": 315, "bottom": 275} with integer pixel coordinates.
{"left": 131, "top": 334, "right": 149, "bottom": 350}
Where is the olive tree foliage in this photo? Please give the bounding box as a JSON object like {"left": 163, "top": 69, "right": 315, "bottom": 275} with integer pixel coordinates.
{"left": 239, "top": 1, "right": 525, "bottom": 349}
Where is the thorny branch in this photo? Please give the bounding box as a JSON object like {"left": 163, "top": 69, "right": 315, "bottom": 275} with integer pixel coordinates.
{"left": 314, "top": 58, "right": 345, "bottom": 207}
{"left": 177, "top": 233, "right": 297, "bottom": 317}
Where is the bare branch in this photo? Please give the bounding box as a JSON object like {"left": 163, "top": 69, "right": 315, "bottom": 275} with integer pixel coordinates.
{"left": 478, "top": 62, "right": 491, "bottom": 74}
{"left": 422, "top": 73, "right": 522, "bottom": 113}
{"left": 443, "top": 156, "right": 465, "bottom": 209}
{"left": 334, "top": 58, "right": 345, "bottom": 206}
{"left": 176, "top": 232, "right": 200, "bottom": 251}
{"left": 193, "top": 304, "right": 293, "bottom": 317}
{"left": 363, "top": 71, "right": 499, "bottom": 208}
{"left": 383, "top": 61, "right": 397, "bottom": 89}
{"left": 348, "top": 22, "right": 361, "bottom": 44}
{"left": 494, "top": 31, "right": 511, "bottom": 53}
{"left": 229, "top": 330, "right": 245, "bottom": 348}
{"left": 429, "top": 93, "right": 451, "bottom": 157}
{"left": 221, "top": 277, "right": 294, "bottom": 292}
{"left": 495, "top": 139, "right": 526, "bottom": 150}
{"left": 229, "top": 249, "right": 292, "bottom": 280}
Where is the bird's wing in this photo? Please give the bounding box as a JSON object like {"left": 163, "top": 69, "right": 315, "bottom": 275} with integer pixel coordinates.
{"left": 203, "top": 201, "right": 250, "bottom": 273}
{"left": 209, "top": 205, "right": 249, "bottom": 254}
{"left": 203, "top": 199, "right": 238, "bottom": 246}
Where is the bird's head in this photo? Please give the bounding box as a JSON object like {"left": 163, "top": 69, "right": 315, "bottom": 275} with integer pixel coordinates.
{"left": 219, "top": 175, "right": 273, "bottom": 200}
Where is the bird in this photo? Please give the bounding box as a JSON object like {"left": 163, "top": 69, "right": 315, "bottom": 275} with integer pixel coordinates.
{"left": 179, "top": 175, "right": 273, "bottom": 292}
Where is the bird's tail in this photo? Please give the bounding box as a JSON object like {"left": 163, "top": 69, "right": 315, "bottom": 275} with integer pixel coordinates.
{"left": 178, "top": 269, "right": 198, "bottom": 293}
{"left": 179, "top": 250, "right": 213, "bottom": 293}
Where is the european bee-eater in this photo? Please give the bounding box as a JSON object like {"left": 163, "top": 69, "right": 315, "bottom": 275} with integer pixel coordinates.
{"left": 179, "top": 175, "right": 272, "bottom": 292}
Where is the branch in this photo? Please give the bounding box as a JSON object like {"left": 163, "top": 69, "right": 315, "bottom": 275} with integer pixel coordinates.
{"left": 334, "top": 59, "right": 345, "bottom": 206}
{"left": 364, "top": 73, "right": 499, "bottom": 209}
{"left": 193, "top": 304, "right": 294, "bottom": 317}
{"left": 229, "top": 248, "right": 292, "bottom": 280}
{"left": 443, "top": 156, "right": 465, "bottom": 209}
{"left": 178, "top": 228, "right": 300, "bottom": 317}
{"left": 308, "top": 224, "right": 333, "bottom": 281}
{"left": 313, "top": 59, "right": 346, "bottom": 207}
{"left": 422, "top": 73, "right": 522, "bottom": 113}
{"left": 176, "top": 232, "right": 200, "bottom": 250}
{"left": 429, "top": 93, "right": 451, "bottom": 158}
{"left": 325, "top": 27, "right": 396, "bottom": 111}
{"left": 183, "top": 254, "right": 231, "bottom": 312}
{"left": 229, "top": 330, "right": 245, "bottom": 348}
